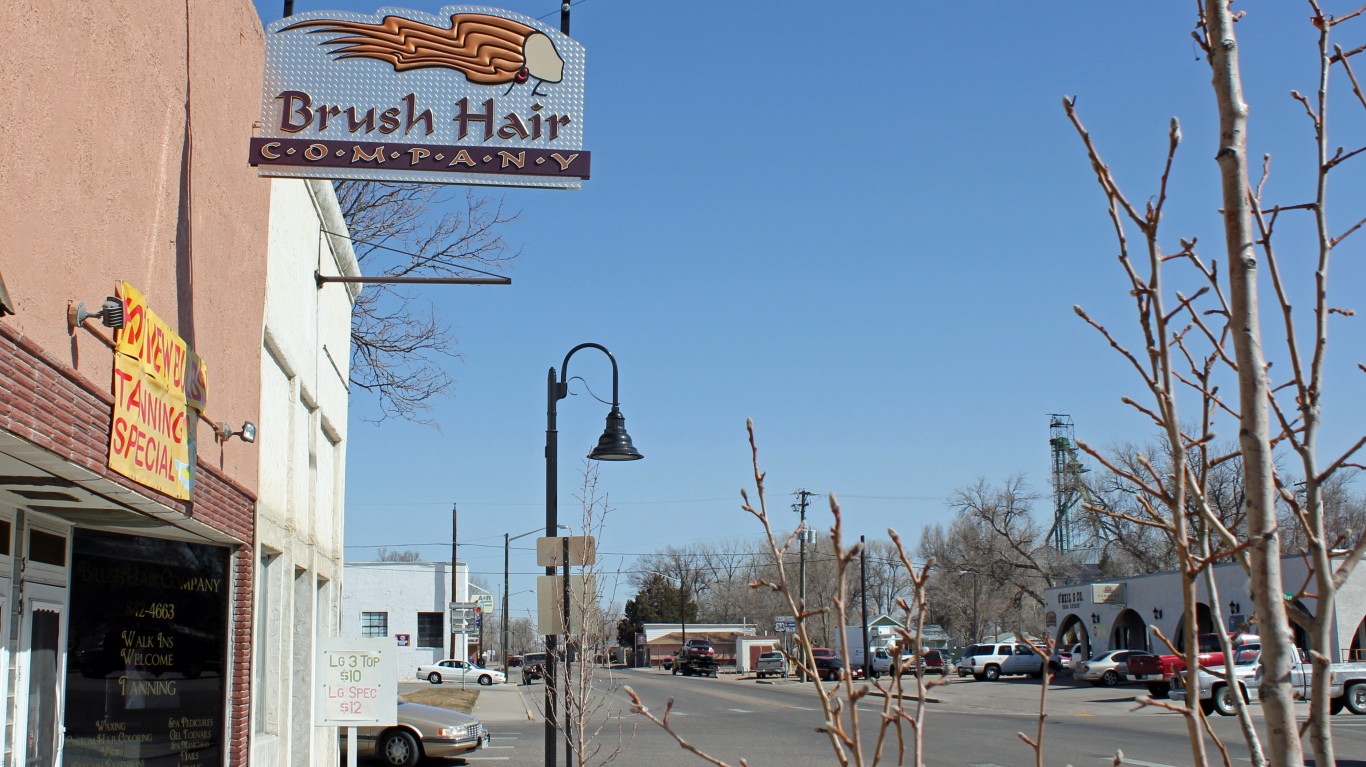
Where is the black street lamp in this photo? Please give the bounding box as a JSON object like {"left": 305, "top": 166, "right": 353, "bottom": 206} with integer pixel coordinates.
{"left": 544, "top": 343, "right": 642, "bottom": 767}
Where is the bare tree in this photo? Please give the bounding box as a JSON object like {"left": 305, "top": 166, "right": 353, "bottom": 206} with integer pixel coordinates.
{"left": 376, "top": 548, "right": 422, "bottom": 562}
{"left": 335, "top": 182, "right": 519, "bottom": 423}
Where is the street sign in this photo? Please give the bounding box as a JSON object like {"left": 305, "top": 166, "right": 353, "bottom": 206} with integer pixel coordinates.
{"left": 474, "top": 594, "right": 495, "bottom": 612}
{"left": 316, "top": 637, "right": 396, "bottom": 726}
{"left": 537, "top": 535, "right": 597, "bottom": 566}
{"left": 536, "top": 574, "right": 598, "bottom": 635}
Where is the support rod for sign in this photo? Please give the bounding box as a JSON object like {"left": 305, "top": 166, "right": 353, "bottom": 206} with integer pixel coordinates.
{"left": 563, "top": 536, "right": 574, "bottom": 767}
{"left": 315, "top": 272, "right": 511, "bottom": 286}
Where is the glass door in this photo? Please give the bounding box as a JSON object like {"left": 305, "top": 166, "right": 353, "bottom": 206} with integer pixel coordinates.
{"left": 15, "top": 593, "right": 65, "bottom": 767}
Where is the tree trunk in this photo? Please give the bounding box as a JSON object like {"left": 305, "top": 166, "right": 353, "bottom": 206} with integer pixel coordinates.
{"left": 1202, "top": 3, "right": 1302, "bottom": 765}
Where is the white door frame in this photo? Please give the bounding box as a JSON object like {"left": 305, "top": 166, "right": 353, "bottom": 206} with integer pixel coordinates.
{"left": 14, "top": 584, "right": 68, "bottom": 767}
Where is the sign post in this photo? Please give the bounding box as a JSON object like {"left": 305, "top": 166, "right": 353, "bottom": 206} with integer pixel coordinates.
{"left": 317, "top": 637, "right": 396, "bottom": 767}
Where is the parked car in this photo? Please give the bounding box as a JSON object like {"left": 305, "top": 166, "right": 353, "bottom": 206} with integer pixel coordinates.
{"left": 1270, "top": 645, "right": 1366, "bottom": 715}
{"left": 1075, "top": 649, "right": 1155, "bottom": 686}
{"left": 416, "top": 658, "right": 505, "bottom": 686}
{"left": 1125, "top": 632, "right": 1259, "bottom": 698}
{"left": 957, "top": 642, "right": 1044, "bottom": 680}
{"left": 521, "top": 652, "right": 547, "bottom": 684}
{"left": 340, "top": 700, "right": 489, "bottom": 767}
{"left": 811, "top": 647, "right": 845, "bottom": 681}
{"left": 507, "top": 654, "right": 524, "bottom": 668}
{"left": 755, "top": 651, "right": 788, "bottom": 679}
{"left": 1050, "top": 642, "right": 1084, "bottom": 673}
{"left": 1170, "top": 646, "right": 1262, "bottom": 716}
{"left": 900, "top": 649, "right": 948, "bottom": 675}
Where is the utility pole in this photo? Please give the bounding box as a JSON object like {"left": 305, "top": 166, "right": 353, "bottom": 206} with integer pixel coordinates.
{"left": 450, "top": 503, "right": 459, "bottom": 659}
{"left": 860, "top": 535, "right": 870, "bottom": 680}
{"left": 792, "top": 489, "right": 815, "bottom": 681}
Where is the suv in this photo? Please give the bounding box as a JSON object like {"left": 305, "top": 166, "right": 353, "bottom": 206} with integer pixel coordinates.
{"left": 520, "top": 652, "right": 548, "bottom": 685}
{"left": 682, "top": 639, "right": 715, "bottom": 660}
{"left": 811, "top": 647, "right": 845, "bottom": 681}
{"left": 957, "top": 643, "right": 1044, "bottom": 681}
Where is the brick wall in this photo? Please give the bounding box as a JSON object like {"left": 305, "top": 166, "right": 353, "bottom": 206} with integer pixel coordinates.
{"left": 0, "top": 321, "right": 256, "bottom": 765}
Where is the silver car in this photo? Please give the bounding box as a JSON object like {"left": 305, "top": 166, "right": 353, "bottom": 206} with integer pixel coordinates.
{"left": 1075, "top": 649, "right": 1154, "bottom": 686}
{"left": 340, "top": 701, "right": 489, "bottom": 767}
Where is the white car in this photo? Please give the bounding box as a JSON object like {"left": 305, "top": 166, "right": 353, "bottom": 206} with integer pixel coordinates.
{"left": 417, "top": 658, "right": 505, "bottom": 686}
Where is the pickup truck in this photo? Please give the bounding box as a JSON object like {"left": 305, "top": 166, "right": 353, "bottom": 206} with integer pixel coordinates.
{"left": 672, "top": 639, "right": 719, "bottom": 677}
{"left": 755, "top": 651, "right": 788, "bottom": 679}
{"left": 1126, "top": 633, "right": 1259, "bottom": 698}
{"left": 1169, "top": 646, "right": 1261, "bottom": 716}
{"left": 1265, "top": 646, "right": 1366, "bottom": 715}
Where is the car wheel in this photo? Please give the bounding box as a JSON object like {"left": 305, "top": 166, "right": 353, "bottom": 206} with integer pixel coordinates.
{"left": 1031, "top": 669, "right": 1044, "bottom": 680}
{"left": 427, "top": 672, "right": 442, "bottom": 684}
{"left": 1345, "top": 682, "right": 1366, "bottom": 715}
{"left": 379, "top": 730, "right": 422, "bottom": 767}
{"left": 1330, "top": 698, "right": 1345, "bottom": 715}
{"left": 1147, "top": 682, "right": 1170, "bottom": 699}
{"left": 1213, "top": 685, "right": 1238, "bottom": 716}
{"left": 1101, "top": 670, "right": 1119, "bottom": 687}
{"left": 1199, "top": 698, "right": 1217, "bottom": 716}
{"left": 983, "top": 665, "right": 1000, "bottom": 681}
{"left": 478, "top": 674, "right": 494, "bottom": 686}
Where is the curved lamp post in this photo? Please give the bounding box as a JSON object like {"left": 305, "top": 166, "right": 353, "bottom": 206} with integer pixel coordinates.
{"left": 545, "top": 343, "right": 642, "bottom": 767}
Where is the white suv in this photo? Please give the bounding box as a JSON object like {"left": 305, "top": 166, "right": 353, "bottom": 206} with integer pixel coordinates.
{"left": 957, "top": 642, "right": 1044, "bottom": 680}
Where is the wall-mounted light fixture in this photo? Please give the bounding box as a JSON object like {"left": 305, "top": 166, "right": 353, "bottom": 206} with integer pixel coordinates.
{"left": 1091, "top": 613, "right": 1100, "bottom": 624}
{"left": 1152, "top": 608, "right": 1163, "bottom": 621}
{"left": 1229, "top": 601, "right": 1242, "bottom": 615}
{"left": 217, "top": 421, "right": 257, "bottom": 444}
{"left": 69, "top": 297, "right": 124, "bottom": 331}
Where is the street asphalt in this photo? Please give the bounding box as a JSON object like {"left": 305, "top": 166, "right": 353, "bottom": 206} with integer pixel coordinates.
{"left": 387, "top": 668, "right": 1366, "bottom": 767}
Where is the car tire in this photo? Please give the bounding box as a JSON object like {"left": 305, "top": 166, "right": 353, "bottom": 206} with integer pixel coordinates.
{"left": 1213, "top": 685, "right": 1238, "bottom": 716}
{"left": 1031, "top": 669, "right": 1044, "bottom": 680}
{"left": 1101, "top": 670, "right": 1119, "bottom": 687}
{"left": 1345, "top": 682, "right": 1366, "bottom": 715}
{"left": 983, "top": 665, "right": 1000, "bottom": 681}
{"left": 427, "top": 672, "right": 442, "bottom": 684}
{"left": 1199, "top": 698, "right": 1217, "bottom": 716}
{"left": 1147, "top": 682, "right": 1170, "bottom": 699}
{"left": 379, "top": 730, "right": 422, "bottom": 767}
{"left": 478, "top": 674, "right": 494, "bottom": 686}
{"left": 1330, "top": 698, "right": 1345, "bottom": 715}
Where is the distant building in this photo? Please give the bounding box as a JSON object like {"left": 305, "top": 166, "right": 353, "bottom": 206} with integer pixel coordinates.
{"left": 642, "top": 622, "right": 757, "bottom": 667}
{"left": 1042, "top": 555, "right": 1366, "bottom": 662}
{"left": 341, "top": 561, "right": 474, "bottom": 678}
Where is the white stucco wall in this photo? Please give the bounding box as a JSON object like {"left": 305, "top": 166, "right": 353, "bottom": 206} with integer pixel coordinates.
{"left": 252, "top": 179, "right": 359, "bottom": 767}
{"left": 341, "top": 561, "right": 472, "bottom": 678}
{"left": 1043, "top": 554, "right": 1366, "bottom": 661}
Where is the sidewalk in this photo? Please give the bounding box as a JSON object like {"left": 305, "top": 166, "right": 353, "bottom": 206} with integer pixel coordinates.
{"left": 472, "top": 681, "right": 538, "bottom": 723}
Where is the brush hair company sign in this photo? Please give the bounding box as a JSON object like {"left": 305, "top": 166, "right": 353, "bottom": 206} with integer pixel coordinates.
{"left": 251, "top": 6, "right": 590, "bottom": 189}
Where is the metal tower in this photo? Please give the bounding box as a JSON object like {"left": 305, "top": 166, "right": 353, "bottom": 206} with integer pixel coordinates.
{"left": 1048, "top": 414, "right": 1089, "bottom": 553}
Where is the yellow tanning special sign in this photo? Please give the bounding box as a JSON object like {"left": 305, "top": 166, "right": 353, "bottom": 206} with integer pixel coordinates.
{"left": 107, "top": 283, "right": 208, "bottom": 500}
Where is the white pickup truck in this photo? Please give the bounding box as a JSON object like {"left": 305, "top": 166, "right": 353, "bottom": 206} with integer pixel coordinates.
{"left": 1267, "top": 646, "right": 1366, "bottom": 715}
{"left": 1169, "top": 645, "right": 1261, "bottom": 716}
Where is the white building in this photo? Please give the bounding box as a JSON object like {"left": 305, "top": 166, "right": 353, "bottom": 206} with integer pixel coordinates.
{"left": 251, "top": 179, "right": 359, "bottom": 767}
{"left": 1043, "top": 555, "right": 1366, "bottom": 662}
{"left": 342, "top": 561, "right": 473, "bottom": 679}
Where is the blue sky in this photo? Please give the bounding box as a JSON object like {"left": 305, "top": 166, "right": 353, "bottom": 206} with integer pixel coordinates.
{"left": 252, "top": 1, "right": 1366, "bottom": 621}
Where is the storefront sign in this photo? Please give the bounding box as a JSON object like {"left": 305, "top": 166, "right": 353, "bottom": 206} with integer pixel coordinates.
{"left": 251, "top": 6, "right": 589, "bottom": 188}
{"left": 64, "top": 531, "right": 230, "bottom": 767}
{"left": 1092, "top": 583, "right": 1126, "bottom": 606}
{"left": 107, "top": 283, "right": 208, "bottom": 500}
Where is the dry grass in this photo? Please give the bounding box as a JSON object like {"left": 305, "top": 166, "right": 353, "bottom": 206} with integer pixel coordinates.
{"left": 401, "top": 685, "right": 479, "bottom": 713}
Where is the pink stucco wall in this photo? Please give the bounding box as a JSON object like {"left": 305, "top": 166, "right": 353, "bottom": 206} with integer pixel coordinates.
{"left": 1, "top": 0, "right": 269, "bottom": 488}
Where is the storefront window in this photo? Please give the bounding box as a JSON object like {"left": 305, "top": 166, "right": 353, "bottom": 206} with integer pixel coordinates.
{"left": 62, "top": 530, "right": 229, "bottom": 766}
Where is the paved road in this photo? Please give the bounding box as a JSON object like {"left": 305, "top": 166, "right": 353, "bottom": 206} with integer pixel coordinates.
{"left": 458, "top": 669, "right": 1366, "bottom": 767}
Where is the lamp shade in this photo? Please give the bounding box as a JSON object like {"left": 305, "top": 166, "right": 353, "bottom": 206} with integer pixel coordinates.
{"left": 588, "top": 406, "right": 643, "bottom": 461}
